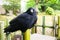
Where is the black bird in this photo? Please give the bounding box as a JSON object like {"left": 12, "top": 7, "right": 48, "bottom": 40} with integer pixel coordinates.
{"left": 4, "top": 8, "right": 37, "bottom": 34}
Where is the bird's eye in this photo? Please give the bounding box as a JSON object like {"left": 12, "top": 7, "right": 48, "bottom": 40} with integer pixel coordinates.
{"left": 30, "top": 9, "right": 34, "bottom": 13}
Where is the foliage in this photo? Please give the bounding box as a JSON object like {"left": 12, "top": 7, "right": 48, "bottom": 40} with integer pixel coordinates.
{"left": 3, "top": 5, "right": 11, "bottom": 11}
{"left": 38, "top": 0, "right": 60, "bottom": 11}
{"left": 26, "top": 0, "right": 35, "bottom": 9}
{"left": 3, "top": 0, "right": 20, "bottom": 15}
{"left": 45, "top": 0, "right": 60, "bottom": 10}
{"left": 46, "top": 7, "right": 54, "bottom": 15}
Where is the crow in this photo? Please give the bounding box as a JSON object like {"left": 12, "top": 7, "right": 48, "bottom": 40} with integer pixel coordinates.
{"left": 4, "top": 7, "right": 37, "bottom": 34}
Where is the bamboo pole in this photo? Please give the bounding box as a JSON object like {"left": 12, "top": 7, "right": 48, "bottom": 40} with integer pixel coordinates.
{"left": 31, "top": 26, "right": 37, "bottom": 34}
{"left": 42, "top": 16, "right": 45, "bottom": 35}
{"left": 31, "top": 27, "right": 35, "bottom": 34}
{"left": 6, "top": 17, "right": 11, "bottom": 40}
{"left": 58, "top": 16, "right": 60, "bottom": 37}
{"left": 53, "top": 16, "right": 56, "bottom": 37}
{"left": 23, "top": 29, "right": 30, "bottom": 40}
{"left": 0, "top": 21, "right": 5, "bottom": 40}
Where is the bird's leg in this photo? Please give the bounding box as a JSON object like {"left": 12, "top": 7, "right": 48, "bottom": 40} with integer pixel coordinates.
{"left": 6, "top": 32, "right": 10, "bottom": 36}
{"left": 5, "top": 32, "right": 11, "bottom": 40}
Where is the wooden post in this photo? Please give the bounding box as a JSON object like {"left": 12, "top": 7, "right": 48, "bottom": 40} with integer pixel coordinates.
{"left": 0, "top": 21, "right": 5, "bottom": 40}
{"left": 21, "top": 0, "right": 27, "bottom": 13}
{"left": 58, "top": 16, "right": 60, "bottom": 37}
{"left": 23, "top": 29, "right": 30, "bottom": 40}
{"left": 31, "top": 26, "right": 37, "bottom": 34}
{"left": 42, "top": 16, "right": 45, "bottom": 35}
{"left": 31, "top": 27, "right": 35, "bottom": 34}
{"left": 53, "top": 16, "right": 56, "bottom": 37}
{"left": 6, "top": 17, "right": 11, "bottom": 40}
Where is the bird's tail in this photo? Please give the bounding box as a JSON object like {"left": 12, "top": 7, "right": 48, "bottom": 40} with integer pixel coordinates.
{"left": 4, "top": 26, "right": 11, "bottom": 33}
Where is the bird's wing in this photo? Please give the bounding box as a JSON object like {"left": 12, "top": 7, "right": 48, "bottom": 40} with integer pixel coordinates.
{"left": 9, "top": 13, "right": 32, "bottom": 25}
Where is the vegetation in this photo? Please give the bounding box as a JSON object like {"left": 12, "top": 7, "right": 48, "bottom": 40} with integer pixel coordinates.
{"left": 3, "top": 0, "right": 20, "bottom": 15}
{"left": 38, "top": 0, "right": 60, "bottom": 10}
{"left": 26, "top": 0, "right": 35, "bottom": 9}
{"left": 38, "top": 0, "right": 60, "bottom": 15}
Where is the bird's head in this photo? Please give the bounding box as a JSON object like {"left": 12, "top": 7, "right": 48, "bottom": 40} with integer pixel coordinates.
{"left": 26, "top": 7, "right": 37, "bottom": 15}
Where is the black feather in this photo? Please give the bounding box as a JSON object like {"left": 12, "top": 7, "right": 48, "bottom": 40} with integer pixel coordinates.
{"left": 4, "top": 8, "right": 37, "bottom": 33}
